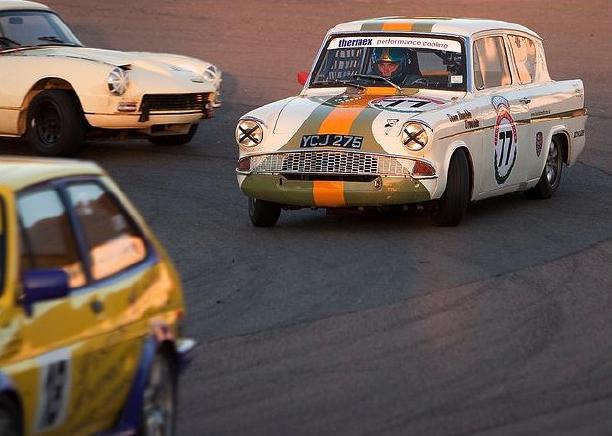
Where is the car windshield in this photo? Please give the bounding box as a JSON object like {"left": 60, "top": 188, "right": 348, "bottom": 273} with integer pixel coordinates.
{"left": 0, "top": 10, "right": 82, "bottom": 51}
{"left": 310, "top": 34, "right": 467, "bottom": 91}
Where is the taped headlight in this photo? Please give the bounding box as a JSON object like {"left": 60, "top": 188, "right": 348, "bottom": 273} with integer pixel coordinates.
{"left": 236, "top": 119, "right": 263, "bottom": 147}
{"left": 401, "top": 122, "right": 429, "bottom": 151}
{"left": 107, "top": 67, "right": 129, "bottom": 96}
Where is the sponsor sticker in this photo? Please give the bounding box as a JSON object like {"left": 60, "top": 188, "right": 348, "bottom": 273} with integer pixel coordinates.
{"left": 574, "top": 129, "right": 585, "bottom": 138}
{"left": 450, "top": 75, "right": 464, "bottom": 84}
{"left": 536, "top": 132, "right": 543, "bottom": 157}
{"left": 384, "top": 119, "right": 399, "bottom": 134}
{"left": 492, "top": 97, "right": 518, "bottom": 184}
{"left": 328, "top": 37, "right": 462, "bottom": 53}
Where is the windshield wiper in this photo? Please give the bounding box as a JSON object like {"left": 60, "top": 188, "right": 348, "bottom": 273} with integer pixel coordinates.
{"left": 0, "top": 36, "right": 21, "bottom": 48}
{"left": 311, "top": 79, "right": 366, "bottom": 90}
{"left": 352, "top": 74, "right": 401, "bottom": 91}
{"left": 38, "top": 36, "right": 65, "bottom": 43}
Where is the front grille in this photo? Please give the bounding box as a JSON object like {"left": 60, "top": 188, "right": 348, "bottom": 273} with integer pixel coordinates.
{"left": 249, "top": 151, "right": 416, "bottom": 177}
{"left": 139, "top": 93, "right": 208, "bottom": 121}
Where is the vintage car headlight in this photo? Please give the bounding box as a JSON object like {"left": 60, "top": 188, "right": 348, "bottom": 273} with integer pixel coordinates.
{"left": 203, "top": 64, "right": 220, "bottom": 83}
{"left": 107, "top": 67, "right": 129, "bottom": 95}
{"left": 236, "top": 118, "right": 263, "bottom": 147}
{"left": 401, "top": 122, "right": 429, "bottom": 151}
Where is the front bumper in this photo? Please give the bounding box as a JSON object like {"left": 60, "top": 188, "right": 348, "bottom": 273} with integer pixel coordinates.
{"left": 85, "top": 112, "right": 205, "bottom": 129}
{"left": 238, "top": 173, "right": 433, "bottom": 207}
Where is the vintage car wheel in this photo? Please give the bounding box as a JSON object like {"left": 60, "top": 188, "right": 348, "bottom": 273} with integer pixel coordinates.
{"left": 26, "top": 90, "right": 85, "bottom": 156}
{"left": 0, "top": 396, "right": 21, "bottom": 436}
{"left": 248, "top": 197, "right": 281, "bottom": 227}
{"left": 139, "top": 351, "right": 177, "bottom": 436}
{"left": 149, "top": 125, "right": 198, "bottom": 146}
{"left": 525, "top": 136, "right": 564, "bottom": 199}
{"left": 433, "top": 149, "right": 470, "bottom": 227}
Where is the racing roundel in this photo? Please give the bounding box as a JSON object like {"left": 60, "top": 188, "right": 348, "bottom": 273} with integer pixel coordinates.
{"left": 368, "top": 96, "right": 444, "bottom": 113}
{"left": 493, "top": 104, "right": 518, "bottom": 184}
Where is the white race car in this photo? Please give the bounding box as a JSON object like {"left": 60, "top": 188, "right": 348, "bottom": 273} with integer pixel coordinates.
{"left": 235, "top": 17, "right": 586, "bottom": 226}
{"left": 0, "top": 0, "right": 222, "bottom": 155}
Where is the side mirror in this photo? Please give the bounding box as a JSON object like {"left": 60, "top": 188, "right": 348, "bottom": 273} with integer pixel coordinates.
{"left": 22, "top": 269, "right": 70, "bottom": 315}
{"left": 297, "top": 71, "right": 309, "bottom": 86}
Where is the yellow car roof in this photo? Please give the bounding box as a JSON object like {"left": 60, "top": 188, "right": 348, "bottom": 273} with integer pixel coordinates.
{"left": 0, "top": 157, "right": 103, "bottom": 191}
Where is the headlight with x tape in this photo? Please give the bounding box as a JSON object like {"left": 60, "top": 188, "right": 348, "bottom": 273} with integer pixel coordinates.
{"left": 236, "top": 118, "right": 264, "bottom": 147}
{"left": 401, "top": 122, "right": 430, "bottom": 151}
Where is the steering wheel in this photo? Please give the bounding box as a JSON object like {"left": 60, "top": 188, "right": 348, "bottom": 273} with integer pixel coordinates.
{"left": 407, "top": 77, "right": 429, "bottom": 87}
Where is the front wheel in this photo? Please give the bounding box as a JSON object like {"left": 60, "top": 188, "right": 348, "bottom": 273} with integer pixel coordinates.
{"left": 26, "top": 90, "right": 85, "bottom": 156}
{"left": 433, "top": 149, "right": 470, "bottom": 227}
{"left": 525, "top": 136, "right": 563, "bottom": 199}
{"left": 248, "top": 197, "right": 281, "bottom": 227}
{"left": 148, "top": 125, "right": 198, "bottom": 146}
{"left": 139, "top": 351, "right": 177, "bottom": 436}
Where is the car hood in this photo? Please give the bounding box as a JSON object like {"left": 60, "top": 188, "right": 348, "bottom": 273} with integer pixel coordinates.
{"left": 16, "top": 46, "right": 214, "bottom": 81}
{"left": 273, "top": 89, "right": 458, "bottom": 136}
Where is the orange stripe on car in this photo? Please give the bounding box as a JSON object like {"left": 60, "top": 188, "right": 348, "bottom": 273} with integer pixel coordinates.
{"left": 317, "top": 94, "right": 372, "bottom": 135}
{"left": 382, "top": 22, "right": 414, "bottom": 31}
{"left": 313, "top": 181, "right": 346, "bottom": 207}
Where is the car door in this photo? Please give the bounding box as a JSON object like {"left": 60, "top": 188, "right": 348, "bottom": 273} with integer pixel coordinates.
{"left": 12, "top": 183, "right": 106, "bottom": 435}
{"left": 472, "top": 34, "right": 532, "bottom": 196}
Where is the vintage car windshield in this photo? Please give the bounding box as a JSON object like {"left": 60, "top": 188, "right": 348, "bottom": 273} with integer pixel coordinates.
{"left": 310, "top": 34, "right": 467, "bottom": 91}
{"left": 0, "top": 10, "right": 82, "bottom": 51}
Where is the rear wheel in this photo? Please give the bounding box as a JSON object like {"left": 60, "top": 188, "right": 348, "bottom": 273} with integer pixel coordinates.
{"left": 26, "top": 89, "right": 85, "bottom": 156}
{"left": 0, "top": 396, "right": 21, "bottom": 436}
{"left": 148, "top": 125, "right": 198, "bottom": 146}
{"left": 139, "top": 351, "right": 177, "bottom": 436}
{"left": 433, "top": 149, "right": 470, "bottom": 227}
{"left": 525, "top": 135, "right": 563, "bottom": 199}
{"left": 248, "top": 197, "right": 281, "bottom": 227}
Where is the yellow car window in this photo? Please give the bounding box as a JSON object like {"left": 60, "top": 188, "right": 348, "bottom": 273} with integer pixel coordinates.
{"left": 67, "top": 183, "right": 146, "bottom": 281}
{"left": 18, "top": 188, "right": 86, "bottom": 288}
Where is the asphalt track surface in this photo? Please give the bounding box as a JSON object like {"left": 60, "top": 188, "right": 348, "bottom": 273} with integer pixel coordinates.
{"left": 2, "top": 1, "right": 612, "bottom": 435}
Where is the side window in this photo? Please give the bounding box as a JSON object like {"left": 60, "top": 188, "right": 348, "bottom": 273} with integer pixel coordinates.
{"left": 18, "top": 188, "right": 86, "bottom": 288}
{"left": 473, "top": 36, "right": 512, "bottom": 89}
{"left": 66, "top": 182, "right": 146, "bottom": 281}
{"left": 508, "top": 35, "right": 537, "bottom": 84}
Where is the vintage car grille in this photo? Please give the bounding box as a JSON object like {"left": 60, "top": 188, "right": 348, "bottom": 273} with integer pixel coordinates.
{"left": 139, "top": 93, "right": 209, "bottom": 121}
{"left": 248, "top": 151, "right": 415, "bottom": 176}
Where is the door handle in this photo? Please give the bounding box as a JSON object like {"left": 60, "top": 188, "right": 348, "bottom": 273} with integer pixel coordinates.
{"left": 519, "top": 97, "right": 532, "bottom": 105}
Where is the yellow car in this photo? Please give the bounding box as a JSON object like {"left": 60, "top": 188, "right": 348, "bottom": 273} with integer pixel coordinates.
{"left": 0, "top": 157, "right": 195, "bottom": 435}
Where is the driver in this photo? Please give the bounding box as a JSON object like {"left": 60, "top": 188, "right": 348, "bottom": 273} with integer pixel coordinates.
{"left": 371, "top": 47, "right": 422, "bottom": 86}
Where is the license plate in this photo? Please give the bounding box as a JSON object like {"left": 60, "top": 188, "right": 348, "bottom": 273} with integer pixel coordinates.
{"left": 300, "top": 134, "right": 363, "bottom": 149}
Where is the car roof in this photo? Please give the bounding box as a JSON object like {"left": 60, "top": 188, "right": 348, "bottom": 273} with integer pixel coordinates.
{"left": 330, "top": 17, "right": 542, "bottom": 40}
{"left": 0, "top": 0, "right": 49, "bottom": 12}
{"left": 0, "top": 157, "right": 104, "bottom": 191}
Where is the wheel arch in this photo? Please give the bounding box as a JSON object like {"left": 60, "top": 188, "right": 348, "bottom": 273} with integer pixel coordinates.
{"left": 547, "top": 125, "right": 571, "bottom": 165}
{"left": 441, "top": 140, "right": 475, "bottom": 201}
{"left": 0, "top": 373, "right": 24, "bottom": 435}
{"left": 18, "top": 78, "right": 84, "bottom": 135}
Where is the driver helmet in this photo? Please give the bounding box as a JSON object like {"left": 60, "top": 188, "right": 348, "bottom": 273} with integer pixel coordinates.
{"left": 371, "top": 47, "right": 409, "bottom": 80}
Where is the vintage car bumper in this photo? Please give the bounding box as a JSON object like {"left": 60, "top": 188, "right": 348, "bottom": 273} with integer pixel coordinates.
{"left": 84, "top": 112, "right": 205, "bottom": 130}
{"left": 238, "top": 173, "right": 434, "bottom": 207}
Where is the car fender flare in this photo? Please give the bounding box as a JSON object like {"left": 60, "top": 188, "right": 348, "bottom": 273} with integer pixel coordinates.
{"left": 540, "top": 125, "right": 571, "bottom": 174}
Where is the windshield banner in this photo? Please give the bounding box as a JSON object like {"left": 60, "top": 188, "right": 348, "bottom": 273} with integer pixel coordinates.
{"left": 328, "top": 36, "right": 462, "bottom": 54}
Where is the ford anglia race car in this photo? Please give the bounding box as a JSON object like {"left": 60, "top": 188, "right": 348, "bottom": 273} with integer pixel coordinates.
{"left": 235, "top": 17, "right": 586, "bottom": 226}
{"left": 0, "top": 0, "right": 222, "bottom": 156}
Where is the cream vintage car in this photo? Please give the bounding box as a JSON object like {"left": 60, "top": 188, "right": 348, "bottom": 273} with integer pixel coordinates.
{"left": 0, "top": 0, "right": 222, "bottom": 156}
{"left": 235, "top": 17, "right": 586, "bottom": 226}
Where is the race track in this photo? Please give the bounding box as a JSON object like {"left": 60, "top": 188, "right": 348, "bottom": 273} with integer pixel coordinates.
{"left": 2, "top": 1, "right": 611, "bottom": 434}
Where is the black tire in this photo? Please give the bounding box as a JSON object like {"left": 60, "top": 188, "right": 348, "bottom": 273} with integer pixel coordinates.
{"left": 433, "top": 149, "right": 470, "bottom": 227}
{"left": 525, "top": 135, "right": 564, "bottom": 199}
{"left": 248, "top": 197, "right": 281, "bottom": 227}
{"left": 0, "top": 395, "right": 21, "bottom": 436}
{"left": 26, "top": 89, "right": 85, "bottom": 156}
{"left": 139, "top": 351, "right": 177, "bottom": 436}
{"left": 148, "top": 125, "right": 198, "bottom": 146}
